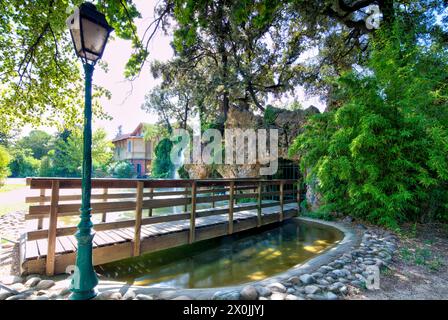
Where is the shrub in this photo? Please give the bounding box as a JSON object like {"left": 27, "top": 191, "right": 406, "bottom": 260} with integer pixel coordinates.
{"left": 289, "top": 23, "right": 448, "bottom": 229}
{"left": 151, "top": 138, "right": 174, "bottom": 178}
{"left": 0, "top": 146, "right": 11, "bottom": 185}
{"left": 8, "top": 148, "right": 40, "bottom": 177}
{"left": 109, "top": 161, "right": 135, "bottom": 178}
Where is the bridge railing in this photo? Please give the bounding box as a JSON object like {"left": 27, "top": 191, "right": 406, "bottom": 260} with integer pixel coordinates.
{"left": 25, "top": 178, "right": 301, "bottom": 275}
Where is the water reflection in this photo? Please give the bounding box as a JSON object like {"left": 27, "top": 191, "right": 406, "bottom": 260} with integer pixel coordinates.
{"left": 96, "top": 220, "right": 343, "bottom": 288}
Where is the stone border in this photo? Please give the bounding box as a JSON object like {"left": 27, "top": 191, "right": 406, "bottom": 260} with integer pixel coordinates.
{"left": 93, "top": 217, "right": 363, "bottom": 299}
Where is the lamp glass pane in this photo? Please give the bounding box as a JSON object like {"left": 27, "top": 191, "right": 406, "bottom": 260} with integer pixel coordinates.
{"left": 81, "top": 17, "right": 109, "bottom": 61}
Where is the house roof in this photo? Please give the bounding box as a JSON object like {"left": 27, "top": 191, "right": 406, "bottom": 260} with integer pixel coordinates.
{"left": 112, "top": 123, "right": 146, "bottom": 143}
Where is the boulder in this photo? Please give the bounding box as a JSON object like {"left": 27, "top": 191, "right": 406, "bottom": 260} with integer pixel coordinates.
{"left": 299, "top": 274, "right": 315, "bottom": 285}
{"left": 35, "top": 279, "right": 55, "bottom": 290}
{"left": 25, "top": 277, "right": 41, "bottom": 288}
{"left": 267, "top": 282, "right": 287, "bottom": 293}
{"left": 240, "top": 285, "right": 258, "bottom": 300}
{"left": 304, "top": 285, "right": 321, "bottom": 295}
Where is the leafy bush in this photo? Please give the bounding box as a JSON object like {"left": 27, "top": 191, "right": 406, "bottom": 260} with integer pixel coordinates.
{"left": 289, "top": 23, "right": 448, "bottom": 229}
{"left": 8, "top": 148, "right": 40, "bottom": 177}
{"left": 152, "top": 138, "right": 174, "bottom": 178}
{"left": 263, "top": 104, "right": 279, "bottom": 126}
{"left": 0, "top": 145, "right": 11, "bottom": 185}
{"left": 109, "top": 161, "right": 135, "bottom": 178}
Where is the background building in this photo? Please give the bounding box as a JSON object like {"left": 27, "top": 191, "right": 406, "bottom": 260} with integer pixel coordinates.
{"left": 112, "top": 123, "right": 157, "bottom": 177}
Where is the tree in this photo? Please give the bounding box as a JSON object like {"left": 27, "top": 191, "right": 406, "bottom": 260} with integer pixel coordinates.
{"left": 289, "top": 19, "right": 448, "bottom": 228}
{"left": 140, "top": 0, "right": 447, "bottom": 128}
{"left": 0, "top": 1, "right": 140, "bottom": 134}
{"left": 151, "top": 138, "right": 175, "bottom": 178}
{"left": 16, "top": 130, "right": 52, "bottom": 160}
{"left": 45, "top": 128, "right": 113, "bottom": 177}
{"left": 8, "top": 148, "right": 40, "bottom": 178}
{"left": 0, "top": 146, "right": 11, "bottom": 185}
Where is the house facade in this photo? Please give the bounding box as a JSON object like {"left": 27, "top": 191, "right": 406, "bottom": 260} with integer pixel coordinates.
{"left": 112, "top": 123, "right": 157, "bottom": 177}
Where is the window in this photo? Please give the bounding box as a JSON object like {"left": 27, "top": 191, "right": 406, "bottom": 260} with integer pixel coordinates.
{"left": 117, "top": 148, "right": 121, "bottom": 157}
{"left": 136, "top": 163, "right": 141, "bottom": 175}
{"left": 127, "top": 140, "right": 132, "bottom": 152}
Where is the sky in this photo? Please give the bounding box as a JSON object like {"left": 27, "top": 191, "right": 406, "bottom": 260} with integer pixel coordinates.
{"left": 23, "top": 0, "right": 324, "bottom": 139}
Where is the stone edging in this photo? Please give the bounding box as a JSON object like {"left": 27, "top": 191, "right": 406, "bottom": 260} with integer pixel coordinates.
{"left": 93, "top": 217, "right": 364, "bottom": 300}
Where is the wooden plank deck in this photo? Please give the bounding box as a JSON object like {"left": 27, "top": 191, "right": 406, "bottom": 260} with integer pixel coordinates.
{"left": 21, "top": 202, "right": 298, "bottom": 275}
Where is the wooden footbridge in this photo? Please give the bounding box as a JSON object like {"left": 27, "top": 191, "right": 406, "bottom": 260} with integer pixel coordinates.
{"left": 21, "top": 178, "right": 301, "bottom": 276}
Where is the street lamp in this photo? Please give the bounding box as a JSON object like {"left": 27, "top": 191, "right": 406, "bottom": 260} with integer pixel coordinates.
{"left": 66, "top": 2, "right": 113, "bottom": 300}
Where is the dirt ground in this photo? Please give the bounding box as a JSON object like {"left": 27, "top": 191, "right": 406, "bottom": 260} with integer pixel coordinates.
{"left": 349, "top": 223, "right": 448, "bottom": 300}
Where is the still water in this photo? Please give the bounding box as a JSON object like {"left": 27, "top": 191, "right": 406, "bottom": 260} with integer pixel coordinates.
{"left": 96, "top": 219, "right": 343, "bottom": 288}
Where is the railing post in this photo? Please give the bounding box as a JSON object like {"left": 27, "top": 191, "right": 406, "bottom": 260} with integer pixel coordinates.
{"left": 148, "top": 187, "right": 154, "bottom": 217}
{"left": 46, "top": 180, "right": 59, "bottom": 276}
{"left": 297, "top": 180, "right": 301, "bottom": 216}
{"left": 189, "top": 182, "right": 197, "bottom": 244}
{"left": 257, "top": 181, "right": 262, "bottom": 227}
{"left": 184, "top": 186, "right": 189, "bottom": 213}
{"left": 133, "top": 181, "right": 144, "bottom": 257}
{"left": 101, "top": 188, "right": 108, "bottom": 222}
{"left": 211, "top": 189, "right": 215, "bottom": 208}
{"left": 228, "top": 181, "right": 235, "bottom": 234}
{"left": 37, "top": 188, "right": 45, "bottom": 230}
{"left": 279, "top": 181, "right": 284, "bottom": 222}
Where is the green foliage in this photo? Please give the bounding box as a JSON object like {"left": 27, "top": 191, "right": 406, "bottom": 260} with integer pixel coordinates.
{"left": 177, "top": 165, "right": 189, "bottom": 179}
{"left": 8, "top": 148, "right": 40, "bottom": 178}
{"left": 43, "top": 128, "right": 113, "bottom": 177}
{"left": 0, "top": 1, "right": 139, "bottom": 134}
{"left": 108, "top": 161, "right": 135, "bottom": 179}
{"left": 289, "top": 21, "right": 448, "bottom": 229}
{"left": 263, "top": 105, "right": 279, "bottom": 126}
{"left": 16, "top": 130, "right": 51, "bottom": 160}
{"left": 152, "top": 138, "right": 174, "bottom": 178}
{"left": 0, "top": 146, "right": 11, "bottom": 185}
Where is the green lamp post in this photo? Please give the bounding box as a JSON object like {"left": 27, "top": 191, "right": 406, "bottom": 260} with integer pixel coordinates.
{"left": 66, "top": 2, "right": 113, "bottom": 300}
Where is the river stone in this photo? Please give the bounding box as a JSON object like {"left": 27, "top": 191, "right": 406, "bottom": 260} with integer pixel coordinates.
{"left": 267, "top": 282, "right": 287, "bottom": 293}
{"left": 25, "top": 277, "right": 41, "bottom": 287}
{"left": 258, "top": 297, "right": 268, "bottom": 300}
{"left": 317, "top": 279, "right": 330, "bottom": 286}
{"left": 256, "top": 286, "right": 272, "bottom": 297}
{"left": 299, "top": 274, "right": 315, "bottom": 285}
{"left": 287, "top": 276, "right": 301, "bottom": 285}
{"left": 35, "top": 279, "right": 55, "bottom": 290}
{"left": 57, "top": 287, "right": 71, "bottom": 296}
{"left": 0, "top": 291, "right": 14, "bottom": 300}
{"left": 285, "top": 294, "right": 304, "bottom": 300}
{"left": 312, "top": 272, "right": 324, "bottom": 279}
{"left": 286, "top": 288, "right": 295, "bottom": 294}
{"left": 32, "top": 295, "right": 50, "bottom": 300}
{"left": 6, "top": 294, "right": 29, "bottom": 300}
{"left": 172, "top": 296, "right": 193, "bottom": 300}
{"left": 212, "top": 290, "right": 240, "bottom": 300}
{"left": 240, "top": 285, "right": 258, "bottom": 300}
{"left": 304, "top": 285, "right": 320, "bottom": 295}
{"left": 270, "top": 292, "right": 286, "bottom": 300}
{"left": 135, "top": 294, "right": 153, "bottom": 300}
{"left": 325, "top": 292, "right": 338, "bottom": 300}
{"left": 10, "top": 283, "right": 26, "bottom": 292}
{"left": 339, "top": 286, "right": 348, "bottom": 295}
{"left": 122, "top": 290, "right": 136, "bottom": 300}
{"left": 1, "top": 275, "right": 22, "bottom": 285}
{"left": 158, "top": 290, "right": 178, "bottom": 300}
{"left": 94, "top": 291, "right": 117, "bottom": 300}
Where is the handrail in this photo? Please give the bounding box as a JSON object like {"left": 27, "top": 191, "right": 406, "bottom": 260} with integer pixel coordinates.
{"left": 24, "top": 177, "right": 301, "bottom": 276}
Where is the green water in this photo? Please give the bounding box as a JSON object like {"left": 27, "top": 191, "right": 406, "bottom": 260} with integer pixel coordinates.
{"left": 96, "top": 219, "right": 343, "bottom": 289}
